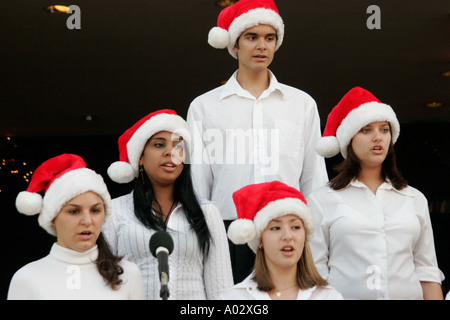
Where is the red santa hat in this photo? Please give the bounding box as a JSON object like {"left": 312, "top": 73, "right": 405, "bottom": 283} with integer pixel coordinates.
{"left": 15, "top": 154, "right": 111, "bottom": 236}
{"left": 316, "top": 87, "right": 400, "bottom": 158}
{"left": 208, "top": 0, "right": 285, "bottom": 59}
{"left": 107, "top": 109, "right": 191, "bottom": 184}
{"left": 228, "top": 181, "right": 313, "bottom": 252}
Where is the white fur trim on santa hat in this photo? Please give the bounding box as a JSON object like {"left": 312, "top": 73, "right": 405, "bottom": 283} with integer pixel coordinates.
{"left": 16, "top": 191, "right": 43, "bottom": 216}
{"left": 336, "top": 101, "right": 400, "bottom": 158}
{"left": 126, "top": 113, "right": 192, "bottom": 180}
{"left": 227, "top": 8, "right": 284, "bottom": 59}
{"left": 107, "top": 161, "right": 135, "bottom": 184}
{"left": 38, "top": 168, "right": 111, "bottom": 236}
{"left": 315, "top": 136, "right": 340, "bottom": 158}
{"left": 245, "top": 198, "right": 314, "bottom": 253}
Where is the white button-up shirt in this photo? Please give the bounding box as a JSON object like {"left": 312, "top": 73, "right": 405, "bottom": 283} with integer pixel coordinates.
{"left": 308, "top": 180, "right": 445, "bottom": 300}
{"left": 187, "top": 71, "right": 328, "bottom": 220}
{"left": 218, "top": 272, "right": 343, "bottom": 300}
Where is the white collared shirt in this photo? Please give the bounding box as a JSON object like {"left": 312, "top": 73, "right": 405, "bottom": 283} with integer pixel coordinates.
{"left": 308, "top": 180, "right": 445, "bottom": 300}
{"left": 187, "top": 71, "right": 328, "bottom": 220}
{"left": 218, "top": 272, "right": 343, "bottom": 300}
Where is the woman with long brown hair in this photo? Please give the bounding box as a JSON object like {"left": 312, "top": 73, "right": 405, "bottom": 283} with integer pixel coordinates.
{"left": 310, "top": 87, "right": 444, "bottom": 300}
{"left": 219, "top": 181, "right": 342, "bottom": 300}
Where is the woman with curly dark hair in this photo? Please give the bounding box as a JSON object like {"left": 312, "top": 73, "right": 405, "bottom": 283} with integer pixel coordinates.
{"left": 8, "top": 154, "right": 144, "bottom": 299}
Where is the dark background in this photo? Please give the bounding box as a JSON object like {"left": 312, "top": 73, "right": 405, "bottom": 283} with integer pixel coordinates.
{"left": 1, "top": 0, "right": 449, "bottom": 299}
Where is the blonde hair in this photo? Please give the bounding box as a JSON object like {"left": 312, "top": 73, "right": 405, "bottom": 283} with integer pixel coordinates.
{"left": 253, "top": 241, "right": 328, "bottom": 292}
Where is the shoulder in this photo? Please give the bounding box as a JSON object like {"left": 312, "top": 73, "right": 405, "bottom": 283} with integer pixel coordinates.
{"left": 9, "top": 256, "right": 49, "bottom": 288}
{"left": 218, "top": 275, "right": 259, "bottom": 300}
{"left": 119, "top": 259, "right": 142, "bottom": 278}
{"left": 199, "top": 201, "right": 223, "bottom": 221}
{"left": 310, "top": 285, "right": 344, "bottom": 300}
{"left": 218, "top": 285, "right": 250, "bottom": 300}
{"left": 309, "top": 185, "right": 335, "bottom": 200}
{"left": 277, "top": 82, "right": 316, "bottom": 103}
{"left": 396, "top": 184, "right": 425, "bottom": 198}
{"left": 111, "top": 192, "right": 134, "bottom": 213}
{"left": 190, "top": 85, "right": 224, "bottom": 105}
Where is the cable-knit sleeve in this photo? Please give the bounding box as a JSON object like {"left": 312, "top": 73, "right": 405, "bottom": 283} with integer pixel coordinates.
{"left": 201, "top": 202, "right": 233, "bottom": 299}
{"left": 102, "top": 194, "right": 129, "bottom": 255}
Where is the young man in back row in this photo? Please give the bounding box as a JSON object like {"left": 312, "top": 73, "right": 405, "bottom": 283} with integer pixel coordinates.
{"left": 187, "top": 0, "right": 328, "bottom": 283}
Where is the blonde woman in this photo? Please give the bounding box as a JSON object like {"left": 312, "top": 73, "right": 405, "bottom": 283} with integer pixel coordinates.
{"left": 219, "top": 181, "right": 342, "bottom": 300}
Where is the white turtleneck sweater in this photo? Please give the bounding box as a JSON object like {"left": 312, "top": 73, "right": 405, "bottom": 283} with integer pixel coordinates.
{"left": 7, "top": 243, "right": 144, "bottom": 300}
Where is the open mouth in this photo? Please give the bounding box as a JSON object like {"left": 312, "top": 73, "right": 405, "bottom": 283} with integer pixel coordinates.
{"left": 254, "top": 54, "right": 267, "bottom": 59}
{"left": 162, "top": 163, "right": 176, "bottom": 167}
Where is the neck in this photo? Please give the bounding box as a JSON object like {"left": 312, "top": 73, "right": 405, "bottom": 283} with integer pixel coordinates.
{"left": 152, "top": 184, "right": 176, "bottom": 215}
{"left": 268, "top": 264, "right": 298, "bottom": 291}
{"left": 236, "top": 69, "right": 270, "bottom": 98}
{"left": 358, "top": 166, "right": 384, "bottom": 194}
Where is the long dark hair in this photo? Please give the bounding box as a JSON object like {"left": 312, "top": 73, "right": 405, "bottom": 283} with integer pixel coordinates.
{"left": 96, "top": 232, "right": 124, "bottom": 290}
{"left": 133, "top": 163, "right": 211, "bottom": 257}
{"left": 329, "top": 141, "right": 408, "bottom": 191}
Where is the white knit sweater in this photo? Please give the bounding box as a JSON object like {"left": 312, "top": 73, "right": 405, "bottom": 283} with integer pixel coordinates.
{"left": 102, "top": 192, "right": 233, "bottom": 300}
{"left": 8, "top": 243, "right": 144, "bottom": 300}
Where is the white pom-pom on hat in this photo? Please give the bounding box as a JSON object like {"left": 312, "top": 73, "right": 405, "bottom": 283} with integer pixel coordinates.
{"left": 227, "top": 219, "right": 256, "bottom": 245}
{"left": 15, "top": 191, "right": 43, "bottom": 216}
{"left": 107, "top": 161, "right": 136, "bottom": 184}
{"left": 208, "top": 27, "right": 230, "bottom": 49}
{"left": 315, "top": 136, "right": 340, "bottom": 158}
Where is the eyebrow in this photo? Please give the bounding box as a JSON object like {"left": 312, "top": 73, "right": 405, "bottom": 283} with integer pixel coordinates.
{"left": 64, "top": 202, "right": 102, "bottom": 208}
{"left": 150, "top": 136, "right": 183, "bottom": 142}
{"left": 150, "top": 137, "right": 167, "bottom": 141}
{"left": 243, "top": 32, "right": 277, "bottom": 38}
{"left": 271, "top": 217, "right": 302, "bottom": 223}
{"left": 362, "top": 121, "right": 389, "bottom": 127}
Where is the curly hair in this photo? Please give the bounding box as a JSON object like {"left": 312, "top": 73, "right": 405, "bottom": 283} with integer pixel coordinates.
{"left": 96, "top": 233, "right": 124, "bottom": 290}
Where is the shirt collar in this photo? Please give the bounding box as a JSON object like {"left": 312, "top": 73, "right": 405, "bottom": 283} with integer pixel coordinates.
{"left": 51, "top": 243, "right": 99, "bottom": 265}
{"left": 348, "top": 178, "right": 415, "bottom": 197}
{"left": 219, "top": 70, "right": 284, "bottom": 100}
{"left": 236, "top": 271, "right": 326, "bottom": 300}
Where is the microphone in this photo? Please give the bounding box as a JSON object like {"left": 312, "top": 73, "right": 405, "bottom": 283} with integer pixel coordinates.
{"left": 149, "top": 231, "right": 174, "bottom": 300}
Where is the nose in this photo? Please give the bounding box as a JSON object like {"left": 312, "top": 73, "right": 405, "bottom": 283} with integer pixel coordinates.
{"left": 373, "top": 129, "right": 382, "bottom": 142}
{"left": 281, "top": 227, "right": 294, "bottom": 241}
{"left": 80, "top": 211, "right": 93, "bottom": 225}
{"left": 256, "top": 37, "right": 267, "bottom": 50}
{"left": 163, "top": 145, "right": 173, "bottom": 157}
